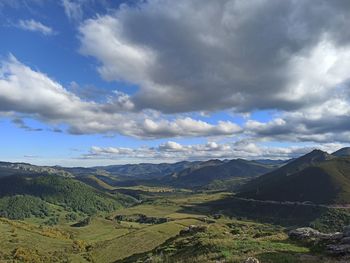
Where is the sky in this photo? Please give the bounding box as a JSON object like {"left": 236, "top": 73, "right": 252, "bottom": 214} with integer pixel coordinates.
{"left": 0, "top": 0, "right": 350, "bottom": 166}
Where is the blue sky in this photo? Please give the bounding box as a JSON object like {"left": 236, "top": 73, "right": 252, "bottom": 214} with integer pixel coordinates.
{"left": 0, "top": 0, "right": 349, "bottom": 166}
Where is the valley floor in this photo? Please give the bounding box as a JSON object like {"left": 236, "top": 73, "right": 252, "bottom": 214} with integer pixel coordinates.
{"left": 0, "top": 190, "right": 348, "bottom": 263}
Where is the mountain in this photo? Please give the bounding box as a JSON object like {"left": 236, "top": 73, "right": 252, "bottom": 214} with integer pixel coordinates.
{"left": 92, "top": 161, "right": 199, "bottom": 179}
{"left": 0, "top": 161, "right": 73, "bottom": 177}
{"left": 163, "top": 159, "right": 276, "bottom": 188}
{"left": 254, "top": 159, "right": 293, "bottom": 165}
{"left": 237, "top": 149, "right": 350, "bottom": 204}
{"left": 332, "top": 147, "right": 350, "bottom": 157}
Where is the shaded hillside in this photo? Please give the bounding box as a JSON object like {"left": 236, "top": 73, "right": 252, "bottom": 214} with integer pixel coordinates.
{"left": 238, "top": 152, "right": 350, "bottom": 204}
{"left": 238, "top": 150, "right": 334, "bottom": 194}
{"left": 0, "top": 174, "right": 134, "bottom": 216}
{"left": 163, "top": 159, "right": 276, "bottom": 188}
{"left": 332, "top": 147, "right": 350, "bottom": 157}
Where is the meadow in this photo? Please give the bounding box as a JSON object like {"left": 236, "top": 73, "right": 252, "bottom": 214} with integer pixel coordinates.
{"left": 0, "top": 185, "right": 347, "bottom": 263}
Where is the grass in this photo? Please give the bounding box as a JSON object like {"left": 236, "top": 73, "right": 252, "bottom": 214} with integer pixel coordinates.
{"left": 0, "top": 188, "right": 347, "bottom": 262}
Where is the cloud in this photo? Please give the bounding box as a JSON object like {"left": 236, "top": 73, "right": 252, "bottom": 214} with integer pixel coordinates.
{"left": 18, "top": 19, "right": 55, "bottom": 35}
{"left": 4, "top": 1, "right": 350, "bottom": 148}
{"left": 79, "top": 0, "right": 350, "bottom": 114}
{"left": 12, "top": 118, "right": 43, "bottom": 132}
{"left": 245, "top": 96, "right": 350, "bottom": 143}
{"left": 0, "top": 0, "right": 44, "bottom": 10}
{"left": 0, "top": 55, "right": 242, "bottom": 138}
{"left": 61, "top": 0, "right": 112, "bottom": 22}
{"left": 81, "top": 141, "right": 344, "bottom": 162}
{"left": 61, "top": 0, "right": 83, "bottom": 22}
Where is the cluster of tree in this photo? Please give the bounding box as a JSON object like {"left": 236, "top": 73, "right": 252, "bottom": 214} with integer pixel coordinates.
{"left": 0, "top": 174, "right": 130, "bottom": 220}
{"left": 0, "top": 195, "right": 49, "bottom": 220}
{"left": 44, "top": 216, "right": 59, "bottom": 226}
{"left": 71, "top": 217, "right": 92, "bottom": 227}
{"left": 115, "top": 214, "right": 169, "bottom": 224}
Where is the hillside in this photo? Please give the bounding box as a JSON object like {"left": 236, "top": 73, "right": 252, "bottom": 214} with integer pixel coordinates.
{"left": 0, "top": 174, "right": 135, "bottom": 219}
{"left": 238, "top": 151, "right": 350, "bottom": 204}
{"left": 163, "top": 159, "right": 276, "bottom": 189}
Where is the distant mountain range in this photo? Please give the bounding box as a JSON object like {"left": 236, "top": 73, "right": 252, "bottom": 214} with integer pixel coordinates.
{"left": 162, "top": 158, "right": 278, "bottom": 189}
{"left": 0, "top": 161, "right": 73, "bottom": 177}
{"left": 2, "top": 147, "right": 350, "bottom": 205}
{"left": 237, "top": 148, "right": 350, "bottom": 204}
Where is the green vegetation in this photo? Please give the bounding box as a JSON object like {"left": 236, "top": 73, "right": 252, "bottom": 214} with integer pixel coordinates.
{"left": 0, "top": 174, "right": 134, "bottom": 217}
{"left": 0, "top": 187, "right": 346, "bottom": 262}
{"left": 0, "top": 195, "right": 49, "bottom": 220}
{"left": 2, "top": 151, "right": 350, "bottom": 262}
{"left": 120, "top": 218, "right": 312, "bottom": 263}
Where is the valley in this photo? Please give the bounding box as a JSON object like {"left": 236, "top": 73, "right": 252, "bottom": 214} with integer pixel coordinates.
{"left": 2, "top": 148, "right": 350, "bottom": 262}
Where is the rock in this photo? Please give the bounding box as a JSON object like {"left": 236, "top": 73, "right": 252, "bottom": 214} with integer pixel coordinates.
{"left": 289, "top": 226, "right": 350, "bottom": 257}
{"left": 288, "top": 227, "right": 321, "bottom": 240}
{"left": 244, "top": 257, "right": 260, "bottom": 263}
{"left": 179, "top": 225, "right": 207, "bottom": 235}
{"left": 319, "top": 232, "right": 343, "bottom": 241}
{"left": 213, "top": 213, "right": 223, "bottom": 219}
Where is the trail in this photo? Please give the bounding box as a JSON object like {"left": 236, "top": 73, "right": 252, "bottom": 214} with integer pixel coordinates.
{"left": 233, "top": 196, "right": 350, "bottom": 209}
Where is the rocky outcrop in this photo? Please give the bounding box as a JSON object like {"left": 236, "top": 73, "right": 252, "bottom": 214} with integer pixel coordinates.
{"left": 289, "top": 227, "right": 342, "bottom": 241}
{"left": 179, "top": 225, "right": 207, "bottom": 235}
{"left": 289, "top": 226, "right": 350, "bottom": 256}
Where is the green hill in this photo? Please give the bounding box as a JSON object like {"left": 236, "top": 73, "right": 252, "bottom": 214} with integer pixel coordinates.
{"left": 238, "top": 150, "right": 350, "bottom": 204}
{"left": 0, "top": 174, "right": 135, "bottom": 219}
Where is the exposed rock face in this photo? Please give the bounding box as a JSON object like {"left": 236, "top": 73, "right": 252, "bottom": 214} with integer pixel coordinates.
{"left": 289, "top": 226, "right": 350, "bottom": 256}
{"left": 289, "top": 227, "right": 343, "bottom": 241}
{"left": 289, "top": 227, "right": 322, "bottom": 240}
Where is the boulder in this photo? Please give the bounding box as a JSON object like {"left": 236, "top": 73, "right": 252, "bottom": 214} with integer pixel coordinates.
{"left": 320, "top": 232, "right": 343, "bottom": 241}
{"left": 289, "top": 227, "right": 350, "bottom": 257}
{"left": 244, "top": 257, "right": 260, "bottom": 263}
{"left": 327, "top": 244, "right": 350, "bottom": 255}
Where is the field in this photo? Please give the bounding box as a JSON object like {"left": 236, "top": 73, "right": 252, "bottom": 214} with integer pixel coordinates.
{"left": 0, "top": 187, "right": 347, "bottom": 263}
{"left": 0, "top": 186, "right": 349, "bottom": 262}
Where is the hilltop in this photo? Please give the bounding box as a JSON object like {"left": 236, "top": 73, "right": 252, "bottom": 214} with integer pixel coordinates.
{"left": 237, "top": 149, "right": 350, "bottom": 204}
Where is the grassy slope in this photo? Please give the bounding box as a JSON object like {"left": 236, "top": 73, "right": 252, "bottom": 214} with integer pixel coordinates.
{"left": 0, "top": 187, "right": 348, "bottom": 262}
{"left": 120, "top": 218, "right": 312, "bottom": 263}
